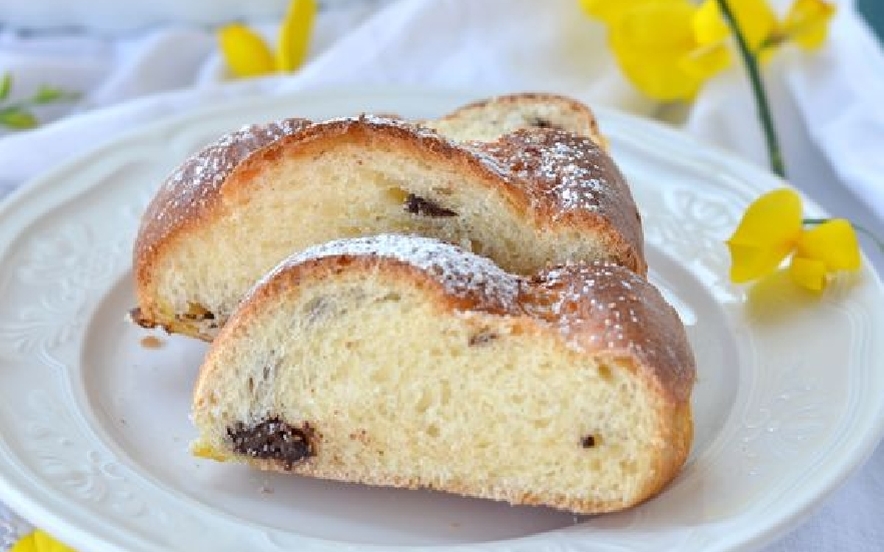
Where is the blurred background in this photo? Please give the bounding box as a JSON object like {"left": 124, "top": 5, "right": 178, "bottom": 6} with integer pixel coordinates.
{"left": 858, "top": 0, "right": 883, "bottom": 40}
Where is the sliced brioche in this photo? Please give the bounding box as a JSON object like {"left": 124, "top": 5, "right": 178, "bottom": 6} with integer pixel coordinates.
{"left": 422, "top": 92, "right": 606, "bottom": 147}
{"left": 191, "top": 235, "right": 694, "bottom": 515}
{"left": 133, "top": 111, "right": 644, "bottom": 340}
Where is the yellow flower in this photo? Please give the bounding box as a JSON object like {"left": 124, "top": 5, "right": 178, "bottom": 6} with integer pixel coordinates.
{"left": 726, "top": 188, "right": 860, "bottom": 291}
{"left": 693, "top": 0, "right": 778, "bottom": 52}
{"left": 593, "top": 0, "right": 731, "bottom": 101}
{"left": 580, "top": 0, "right": 836, "bottom": 101}
{"left": 218, "top": 0, "right": 317, "bottom": 78}
{"left": 10, "top": 530, "right": 76, "bottom": 552}
{"left": 694, "top": 0, "right": 835, "bottom": 53}
{"left": 578, "top": 0, "right": 660, "bottom": 25}
{"left": 778, "top": 0, "right": 837, "bottom": 49}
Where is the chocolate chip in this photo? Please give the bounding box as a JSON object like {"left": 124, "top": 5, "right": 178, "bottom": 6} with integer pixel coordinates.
{"left": 128, "top": 307, "right": 158, "bottom": 329}
{"left": 468, "top": 331, "right": 498, "bottom": 346}
{"left": 528, "top": 117, "right": 561, "bottom": 130}
{"left": 178, "top": 302, "right": 216, "bottom": 323}
{"left": 404, "top": 193, "right": 458, "bottom": 217}
{"left": 227, "top": 417, "right": 316, "bottom": 469}
{"left": 581, "top": 435, "right": 596, "bottom": 448}
{"left": 372, "top": 292, "right": 401, "bottom": 303}
{"left": 128, "top": 307, "right": 185, "bottom": 335}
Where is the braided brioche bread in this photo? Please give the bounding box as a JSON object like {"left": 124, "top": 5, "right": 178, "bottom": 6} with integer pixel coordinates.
{"left": 191, "top": 235, "right": 694, "bottom": 514}
{"left": 133, "top": 97, "right": 644, "bottom": 341}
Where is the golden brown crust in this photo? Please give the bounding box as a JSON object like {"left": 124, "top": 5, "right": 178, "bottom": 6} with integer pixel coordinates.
{"left": 470, "top": 128, "right": 644, "bottom": 274}
{"left": 521, "top": 264, "right": 695, "bottom": 403}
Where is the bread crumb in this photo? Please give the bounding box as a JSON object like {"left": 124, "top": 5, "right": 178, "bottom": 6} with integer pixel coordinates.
{"left": 140, "top": 335, "right": 164, "bottom": 349}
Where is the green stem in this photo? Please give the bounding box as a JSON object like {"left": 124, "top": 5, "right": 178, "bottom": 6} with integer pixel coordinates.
{"left": 715, "top": 0, "right": 787, "bottom": 179}
{"left": 804, "top": 218, "right": 884, "bottom": 253}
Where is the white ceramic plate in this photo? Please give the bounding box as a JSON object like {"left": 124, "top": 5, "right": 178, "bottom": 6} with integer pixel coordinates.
{"left": 0, "top": 89, "right": 883, "bottom": 552}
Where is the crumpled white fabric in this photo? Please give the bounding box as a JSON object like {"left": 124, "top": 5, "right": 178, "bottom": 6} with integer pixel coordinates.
{"left": 0, "top": 0, "right": 294, "bottom": 34}
{"left": 0, "top": 0, "right": 883, "bottom": 550}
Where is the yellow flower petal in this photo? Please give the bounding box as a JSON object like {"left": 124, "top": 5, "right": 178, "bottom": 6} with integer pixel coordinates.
{"left": 10, "top": 530, "right": 77, "bottom": 552}
{"left": 218, "top": 24, "right": 276, "bottom": 78}
{"left": 614, "top": 52, "right": 705, "bottom": 101}
{"left": 783, "top": 0, "right": 836, "bottom": 50}
{"left": 680, "top": 41, "right": 732, "bottom": 79}
{"left": 609, "top": 0, "right": 708, "bottom": 101}
{"left": 610, "top": 0, "right": 697, "bottom": 49}
{"left": 695, "top": 0, "right": 778, "bottom": 51}
{"left": 726, "top": 241, "right": 794, "bottom": 284}
{"left": 579, "top": 0, "right": 674, "bottom": 25}
{"left": 578, "top": 0, "right": 616, "bottom": 23}
{"left": 693, "top": 0, "right": 730, "bottom": 45}
{"left": 726, "top": 188, "right": 803, "bottom": 283}
{"left": 276, "top": 0, "right": 317, "bottom": 72}
{"left": 789, "top": 255, "right": 828, "bottom": 291}
{"left": 796, "top": 218, "right": 861, "bottom": 271}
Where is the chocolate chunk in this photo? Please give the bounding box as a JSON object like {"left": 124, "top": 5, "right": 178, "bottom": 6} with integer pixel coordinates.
{"left": 128, "top": 307, "right": 158, "bottom": 329}
{"left": 404, "top": 193, "right": 458, "bottom": 217}
{"left": 181, "top": 302, "right": 215, "bottom": 320}
{"left": 581, "top": 435, "right": 596, "bottom": 448}
{"left": 468, "top": 331, "right": 499, "bottom": 346}
{"left": 227, "top": 417, "right": 316, "bottom": 469}
{"left": 528, "top": 117, "right": 560, "bottom": 130}
{"left": 174, "top": 302, "right": 217, "bottom": 329}
{"left": 128, "top": 307, "right": 182, "bottom": 335}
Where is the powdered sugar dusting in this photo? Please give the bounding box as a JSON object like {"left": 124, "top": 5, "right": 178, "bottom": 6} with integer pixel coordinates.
{"left": 143, "top": 118, "right": 311, "bottom": 242}
{"left": 319, "top": 113, "right": 461, "bottom": 148}
{"left": 269, "top": 234, "right": 521, "bottom": 313}
{"left": 466, "top": 128, "right": 636, "bottom": 221}
{"left": 172, "top": 118, "right": 309, "bottom": 192}
{"left": 525, "top": 262, "right": 695, "bottom": 401}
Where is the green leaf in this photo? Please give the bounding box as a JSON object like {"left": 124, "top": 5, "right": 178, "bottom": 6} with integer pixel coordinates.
{"left": 32, "top": 86, "right": 78, "bottom": 104}
{"left": 0, "top": 108, "right": 39, "bottom": 130}
{"left": 0, "top": 73, "right": 11, "bottom": 101}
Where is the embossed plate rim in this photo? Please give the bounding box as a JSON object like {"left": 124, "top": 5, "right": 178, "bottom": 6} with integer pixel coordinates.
{"left": 0, "top": 87, "right": 883, "bottom": 552}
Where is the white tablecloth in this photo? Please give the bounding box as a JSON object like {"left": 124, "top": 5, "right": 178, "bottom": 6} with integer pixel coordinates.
{"left": 1, "top": 0, "right": 883, "bottom": 550}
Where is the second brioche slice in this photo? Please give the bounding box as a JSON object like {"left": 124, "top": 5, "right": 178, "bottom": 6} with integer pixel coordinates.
{"left": 191, "top": 234, "right": 694, "bottom": 515}
{"left": 133, "top": 113, "right": 645, "bottom": 340}
{"left": 422, "top": 92, "right": 606, "bottom": 146}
